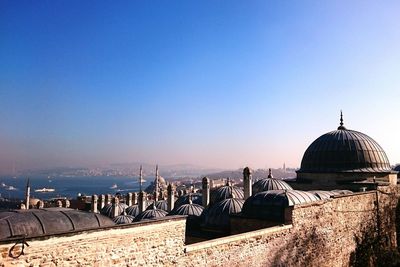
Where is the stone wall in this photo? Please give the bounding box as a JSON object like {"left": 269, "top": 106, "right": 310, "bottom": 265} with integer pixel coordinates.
{"left": 0, "top": 186, "right": 397, "bottom": 267}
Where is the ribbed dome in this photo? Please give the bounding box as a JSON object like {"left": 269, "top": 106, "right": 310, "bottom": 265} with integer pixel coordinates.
{"left": 169, "top": 203, "right": 204, "bottom": 217}
{"left": 100, "top": 203, "right": 128, "bottom": 218}
{"left": 210, "top": 185, "right": 244, "bottom": 204}
{"left": 125, "top": 205, "right": 140, "bottom": 217}
{"left": 203, "top": 198, "right": 244, "bottom": 228}
{"left": 309, "top": 190, "right": 338, "bottom": 200}
{"left": 298, "top": 120, "right": 391, "bottom": 173}
{"left": 135, "top": 208, "right": 168, "bottom": 221}
{"left": 113, "top": 214, "right": 135, "bottom": 224}
{"left": 252, "top": 178, "right": 293, "bottom": 194}
{"left": 175, "top": 193, "right": 202, "bottom": 208}
{"left": 146, "top": 200, "right": 168, "bottom": 212}
{"left": 242, "top": 190, "right": 319, "bottom": 220}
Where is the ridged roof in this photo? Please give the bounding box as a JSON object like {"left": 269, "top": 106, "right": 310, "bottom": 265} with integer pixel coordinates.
{"left": 135, "top": 208, "right": 168, "bottom": 221}
{"left": 175, "top": 193, "right": 202, "bottom": 208}
{"left": 210, "top": 185, "right": 244, "bottom": 204}
{"left": 169, "top": 203, "right": 204, "bottom": 217}
{"left": 100, "top": 203, "right": 128, "bottom": 218}
{"left": 113, "top": 214, "right": 135, "bottom": 224}
{"left": 146, "top": 200, "right": 168, "bottom": 212}
{"left": 242, "top": 190, "right": 319, "bottom": 219}
{"left": 125, "top": 205, "right": 140, "bottom": 217}
{"left": 298, "top": 127, "right": 391, "bottom": 173}
{"left": 203, "top": 198, "right": 244, "bottom": 228}
{"left": 0, "top": 208, "right": 114, "bottom": 241}
{"left": 252, "top": 178, "right": 293, "bottom": 194}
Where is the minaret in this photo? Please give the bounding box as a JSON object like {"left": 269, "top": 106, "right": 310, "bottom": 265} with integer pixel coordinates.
{"left": 202, "top": 177, "right": 210, "bottom": 207}
{"left": 268, "top": 168, "right": 273, "bottom": 178}
{"left": 338, "top": 110, "right": 346, "bottom": 130}
{"left": 243, "top": 167, "right": 252, "bottom": 200}
{"left": 167, "top": 183, "right": 175, "bottom": 212}
{"left": 25, "top": 178, "right": 30, "bottom": 210}
{"left": 138, "top": 165, "right": 147, "bottom": 213}
{"left": 154, "top": 165, "right": 159, "bottom": 201}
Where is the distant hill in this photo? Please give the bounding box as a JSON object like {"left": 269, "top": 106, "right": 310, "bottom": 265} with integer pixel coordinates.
{"left": 204, "top": 168, "right": 297, "bottom": 180}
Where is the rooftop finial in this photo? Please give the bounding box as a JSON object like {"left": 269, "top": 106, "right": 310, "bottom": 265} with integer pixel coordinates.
{"left": 139, "top": 165, "right": 143, "bottom": 192}
{"left": 268, "top": 168, "right": 273, "bottom": 178}
{"left": 338, "top": 110, "right": 347, "bottom": 130}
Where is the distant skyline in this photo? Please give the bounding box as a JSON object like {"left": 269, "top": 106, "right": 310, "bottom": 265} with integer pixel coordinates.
{"left": 1, "top": 1, "right": 400, "bottom": 174}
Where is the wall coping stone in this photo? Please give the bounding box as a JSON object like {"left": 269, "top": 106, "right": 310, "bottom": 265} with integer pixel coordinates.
{"left": 184, "top": 224, "right": 292, "bottom": 253}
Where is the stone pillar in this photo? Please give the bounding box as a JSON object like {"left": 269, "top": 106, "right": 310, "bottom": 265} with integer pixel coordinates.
{"left": 126, "top": 193, "right": 133, "bottom": 206}
{"left": 132, "top": 192, "right": 137, "bottom": 205}
{"left": 91, "top": 194, "right": 98, "bottom": 213}
{"left": 99, "top": 194, "right": 105, "bottom": 209}
{"left": 138, "top": 191, "right": 147, "bottom": 213}
{"left": 111, "top": 197, "right": 119, "bottom": 218}
{"left": 56, "top": 200, "right": 62, "bottom": 207}
{"left": 25, "top": 179, "right": 30, "bottom": 210}
{"left": 36, "top": 200, "right": 44, "bottom": 209}
{"left": 105, "top": 194, "right": 111, "bottom": 205}
{"left": 167, "top": 183, "right": 175, "bottom": 212}
{"left": 64, "top": 199, "right": 70, "bottom": 208}
{"left": 20, "top": 203, "right": 26, "bottom": 210}
{"left": 243, "top": 167, "right": 253, "bottom": 200}
{"left": 202, "top": 177, "right": 210, "bottom": 208}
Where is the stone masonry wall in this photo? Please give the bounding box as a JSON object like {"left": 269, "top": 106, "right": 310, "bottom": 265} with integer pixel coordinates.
{"left": 0, "top": 186, "right": 397, "bottom": 267}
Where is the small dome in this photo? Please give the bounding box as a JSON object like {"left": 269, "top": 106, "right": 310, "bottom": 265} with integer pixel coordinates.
{"left": 203, "top": 198, "right": 244, "bottom": 228}
{"left": 175, "top": 193, "right": 202, "bottom": 208}
{"left": 242, "top": 190, "right": 319, "bottom": 220}
{"left": 0, "top": 208, "right": 114, "bottom": 241}
{"left": 135, "top": 209, "right": 168, "bottom": 221}
{"left": 169, "top": 203, "right": 204, "bottom": 217}
{"left": 113, "top": 214, "right": 135, "bottom": 224}
{"left": 100, "top": 203, "right": 128, "bottom": 218}
{"left": 393, "top": 165, "right": 400, "bottom": 172}
{"left": 309, "top": 190, "right": 337, "bottom": 200}
{"left": 252, "top": 178, "right": 293, "bottom": 194}
{"left": 210, "top": 185, "right": 244, "bottom": 204}
{"left": 146, "top": 200, "right": 168, "bottom": 212}
{"left": 125, "top": 205, "right": 140, "bottom": 217}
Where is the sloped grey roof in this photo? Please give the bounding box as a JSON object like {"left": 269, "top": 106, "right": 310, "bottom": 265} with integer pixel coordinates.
{"left": 135, "top": 208, "right": 168, "bottom": 221}
{"left": 0, "top": 208, "right": 114, "bottom": 241}
{"left": 252, "top": 178, "right": 293, "bottom": 194}
{"left": 146, "top": 200, "right": 168, "bottom": 212}
{"left": 203, "top": 198, "right": 244, "bottom": 228}
{"left": 175, "top": 193, "right": 202, "bottom": 208}
{"left": 125, "top": 205, "right": 140, "bottom": 217}
{"left": 113, "top": 214, "right": 135, "bottom": 225}
{"left": 210, "top": 185, "right": 244, "bottom": 204}
{"left": 169, "top": 203, "right": 204, "bottom": 217}
{"left": 100, "top": 203, "right": 128, "bottom": 218}
{"left": 309, "top": 190, "right": 337, "bottom": 200}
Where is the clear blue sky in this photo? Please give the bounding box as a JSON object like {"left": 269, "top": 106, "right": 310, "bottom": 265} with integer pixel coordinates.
{"left": 1, "top": 1, "right": 399, "bottom": 173}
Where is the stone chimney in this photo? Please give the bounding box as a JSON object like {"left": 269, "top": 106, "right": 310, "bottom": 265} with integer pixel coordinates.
{"left": 64, "top": 199, "right": 70, "bottom": 208}
{"left": 105, "top": 194, "right": 111, "bottom": 205}
{"left": 91, "top": 194, "right": 98, "bottom": 213}
{"left": 56, "top": 200, "right": 62, "bottom": 207}
{"left": 138, "top": 191, "right": 147, "bottom": 213}
{"left": 132, "top": 192, "right": 137, "bottom": 205}
{"left": 126, "top": 193, "right": 133, "bottom": 206}
{"left": 167, "top": 183, "right": 175, "bottom": 212}
{"left": 243, "top": 167, "right": 252, "bottom": 200}
{"left": 202, "top": 177, "right": 210, "bottom": 208}
{"left": 111, "top": 197, "right": 119, "bottom": 218}
{"left": 20, "top": 203, "right": 26, "bottom": 210}
{"left": 36, "top": 200, "right": 44, "bottom": 209}
{"left": 99, "top": 194, "right": 105, "bottom": 209}
{"left": 154, "top": 165, "right": 159, "bottom": 201}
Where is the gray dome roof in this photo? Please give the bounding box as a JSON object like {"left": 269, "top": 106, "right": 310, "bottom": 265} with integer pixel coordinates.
{"left": 252, "top": 178, "right": 293, "bottom": 194}
{"left": 135, "top": 208, "right": 168, "bottom": 221}
{"left": 125, "top": 205, "right": 140, "bottom": 217}
{"left": 298, "top": 125, "right": 391, "bottom": 173}
{"left": 211, "top": 185, "right": 244, "bottom": 204}
{"left": 146, "top": 200, "right": 168, "bottom": 212}
{"left": 0, "top": 208, "right": 114, "bottom": 241}
{"left": 113, "top": 214, "right": 135, "bottom": 224}
{"left": 203, "top": 198, "right": 244, "bottom": 228}
{"left": 309, "top": 190, "right": 338, "bottom": 200}
{"left": 242, "top": 190, "right": 319, "bottom": 220}
{"left": 100, "top": 203, "right": 128, "bottom": 218}
{"left": 175, "top": 193, "right": 202, "bottom": 208}
{"left": 169, "top": 203, "right": 204, "bottom": 217}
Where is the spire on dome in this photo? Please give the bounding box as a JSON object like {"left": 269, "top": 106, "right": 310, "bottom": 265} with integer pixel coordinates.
{"left": 338, "top": 110, "right": 347, "bottom": 130}
{"left": 267, "top": 168, "right": 273, "bottom": 178}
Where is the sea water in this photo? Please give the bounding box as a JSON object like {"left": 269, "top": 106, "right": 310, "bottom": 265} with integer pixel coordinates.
{"left": 0, "top": 176, "right": 152, "bottom": 200}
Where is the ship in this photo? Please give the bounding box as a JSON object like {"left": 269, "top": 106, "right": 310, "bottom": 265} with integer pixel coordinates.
{"left": 110, "top": 184, "right": 118, "bottom": 189}
{"left": 35, "top": 188, "right": 55, "bottom": 193}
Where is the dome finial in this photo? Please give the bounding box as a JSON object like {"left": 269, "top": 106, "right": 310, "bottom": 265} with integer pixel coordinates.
{"left": 338, "top": 110, "right": 346, "bottom": 130}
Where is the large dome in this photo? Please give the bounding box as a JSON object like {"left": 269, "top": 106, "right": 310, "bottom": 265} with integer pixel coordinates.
{"left": 298, "top": 115, "right": 391, "bottom": 174}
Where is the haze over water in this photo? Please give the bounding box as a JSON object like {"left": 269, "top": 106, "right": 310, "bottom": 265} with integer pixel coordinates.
{"left": 1, "top": 1, "right": 400, "bottom": 174}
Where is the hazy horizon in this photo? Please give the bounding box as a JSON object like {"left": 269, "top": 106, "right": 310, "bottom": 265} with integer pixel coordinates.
{"left": 1, "top": 1, "right": 400, "bottom": 174}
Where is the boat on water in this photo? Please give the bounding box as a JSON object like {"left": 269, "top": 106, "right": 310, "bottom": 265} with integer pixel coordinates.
{"left": 110, "top": 184, "right": 118, "bottom": 189}
{"left": 35, "top": 188, "right": 55, "bottom": 193}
